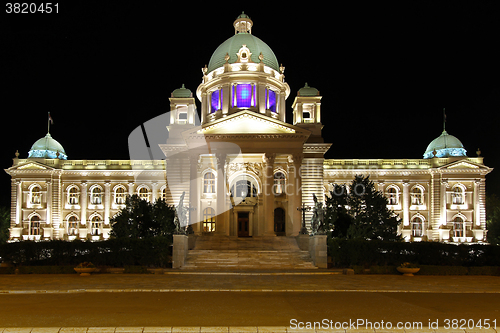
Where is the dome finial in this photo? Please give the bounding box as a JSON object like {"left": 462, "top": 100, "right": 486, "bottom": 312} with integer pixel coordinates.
{"left": 234, "top": 12, "right": 253, "bottom": 35}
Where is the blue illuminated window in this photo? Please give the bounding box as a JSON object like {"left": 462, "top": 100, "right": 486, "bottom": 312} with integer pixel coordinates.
{"left": 211, "top": 90, "right": 221, "bottom": 113}
{"left": 233, "top": 84, "right": 255, "bottom": 108}
{"left": 267, "top": 89, "right": 276, "bottom": 112}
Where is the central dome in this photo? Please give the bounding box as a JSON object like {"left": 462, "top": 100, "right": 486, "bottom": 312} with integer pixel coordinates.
{"left": 207, "top": 13, "right": 280, "bottom": 73}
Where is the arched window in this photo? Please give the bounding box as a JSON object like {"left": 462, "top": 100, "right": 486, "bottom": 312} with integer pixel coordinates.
{"left": 452, "top": 186, "right": 465, "bottom": 205}
{"left": 91, "top": 215, "right": 101, "bottom": 236}
{"left": 68, "top": 186, "right": 79, "bottom": 205}
{"left": 161, "top": 187, "right": 167, "bottom": 201}
{"left": 138, "top": 187, "right": 150, "bottom": 201}
{"left": 411, "top": 187, "right": 423, "bottom": 205}
{"left": 203, "top": 207, "right": 215, "bottom": 232}
{"left": 30, "top": 215, "right": 41, "bottom": 236}
{"left": 453, "top": 216, "right": 465, "bottom": 237}
{"left": 386, "top": 186, "right": 398, "bottom": 205}
{"left": 203, "top": 172, "right": 216, "bottom": 194}
{"left": 115, "top": 186, "right": 126, "bottom": 205}
{"left": 231, "top": 179, "right": 257, "bottom": 198}
{"left": 411, "top": 216, "right": 423, "bottom": 237}
{"left": 273, "top": 172, "right": 286, "bottom": 195}
{"left": 30, "top": 185, "right": 41, "bottom": 204}
{"left": 90, "top": 186, "right": 102, "bottom": 205}
{"left": 67, "top": 215, "right": 78, "bottom": 236}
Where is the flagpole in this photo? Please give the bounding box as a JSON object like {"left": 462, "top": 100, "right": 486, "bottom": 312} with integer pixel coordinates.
{"left": 48, "top": 112, "right": 51, "bottom": 134}
{"left": 443, "top": 108, "right": 446, "bottom": 132}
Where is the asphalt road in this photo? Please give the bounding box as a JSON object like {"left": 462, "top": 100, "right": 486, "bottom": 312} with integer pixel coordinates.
{"left": 1, "top": 292, "right": 499, "bottom": 328}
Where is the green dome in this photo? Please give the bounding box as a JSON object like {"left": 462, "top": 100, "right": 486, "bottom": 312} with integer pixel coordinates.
{"left": 28, "top": 133, "right": 67, "bottom": 160}
{"left": 171, "top": 84, "right": 192, "bottom": 98}
{"left": 207, "top": 33, "right": 280, "bottom": 73}
{"left": 298, "top": 83, "right": 320, "bottom": 96}
{"left": 423, "top": 130, "right": 467, "bottom": 159}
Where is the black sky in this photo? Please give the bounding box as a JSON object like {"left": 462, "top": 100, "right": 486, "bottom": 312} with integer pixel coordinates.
{"left": 2, "top": 1, "right": 499, "bottom": 207}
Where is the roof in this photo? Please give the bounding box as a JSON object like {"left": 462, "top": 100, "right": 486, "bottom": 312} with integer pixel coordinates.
{"left": 298, "top": 83, "right": 320, "bottom": 96}
{"left": 171, "top": 84, "right": 192, "bottom": 98}
{"left": 207, "top": 20, "right": 279, "bottom": 73}
{"left": 423, "top": 130, "right": 467, "bottom": 159}
{"left": 28, "top": 133, "right": 67, "bottom": 160}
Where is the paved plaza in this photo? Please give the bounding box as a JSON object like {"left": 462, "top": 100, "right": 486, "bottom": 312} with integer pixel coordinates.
{"left": 0, "top": 273, "right": 499, "bottom": 332}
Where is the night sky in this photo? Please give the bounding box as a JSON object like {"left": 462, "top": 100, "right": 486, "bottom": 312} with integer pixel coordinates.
{"left": 2, "top": 1, "right": 499, "bottom": 207}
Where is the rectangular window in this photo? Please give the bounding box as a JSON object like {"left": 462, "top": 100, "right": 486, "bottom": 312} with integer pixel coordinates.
{"left": 267, "top": 89, "right": 276, "bottom": 112}
{"left": 211, "top": 89, "right": 220, "bottom": 113}
{"left": 235, "top": 84, "right": 252, "bottom": 108}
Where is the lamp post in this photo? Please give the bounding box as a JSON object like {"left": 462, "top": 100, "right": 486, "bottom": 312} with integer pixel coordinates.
{"left": 297, "top": 203, "right": 311, "bottom": 235}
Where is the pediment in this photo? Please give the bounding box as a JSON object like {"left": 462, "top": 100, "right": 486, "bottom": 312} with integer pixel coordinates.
{"left": 11, "top": 161, "right": 53, "bottom": 170}
{"left": 15, "top": 162, "right": 52, "bottom": 170}
{"left": 439, "top": 160, "right": 489, "bottom": 170}
{"left": 189, "top": 111, "right": 310, "bottom": 137}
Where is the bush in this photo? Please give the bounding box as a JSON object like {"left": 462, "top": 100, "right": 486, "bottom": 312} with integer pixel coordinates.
{"left": 0, "top": 237, "right": 172, "bottom": 268}
{"left": 329, "top": 239, "right": 500, "bottom": 268}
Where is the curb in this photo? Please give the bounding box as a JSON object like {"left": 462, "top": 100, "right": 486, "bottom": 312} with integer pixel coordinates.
{"left": 1, "top": 288, "right": 500, "bottom": 294}
{"left": 0, "top": 327, "right": 498, "bottom": 333}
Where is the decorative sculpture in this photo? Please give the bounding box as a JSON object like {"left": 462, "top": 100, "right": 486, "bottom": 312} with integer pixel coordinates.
{"left": 310, "top": 193, "right": 326, "bottom": 235}
{"left": 174, "top": 191, "right": 187, "bottom": 235}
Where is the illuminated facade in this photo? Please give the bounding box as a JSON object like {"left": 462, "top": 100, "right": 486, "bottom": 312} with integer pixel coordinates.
{"left": 5, "top": 13, "right": 492, "bottom": 243}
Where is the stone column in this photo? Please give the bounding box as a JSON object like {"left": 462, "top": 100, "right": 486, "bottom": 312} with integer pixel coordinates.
{"left": 189, "top": 155, "right": 199, "bottom": 228}
{"left": 291, "top": 154, "right": 303, "bottom": 235}
{"left": 104, "top": 182, "right": 111, "bottom": 225}
{"left": 151, "top": 182, "right": 158, "bottom": 202}
{"left": 46, "top": 180, "right": 52, "bottom": 226}
{"left": 15, "top": 180, "right": 22, "bottom": 226}
{"left": 263, "top": 153, "right": 275, "bottom": 235}
{"left": 128, "top": 182, "right": 135, "bottom": 197}
{"left": 402, "top": 181, "right": 410, "bottom": 226}
{"left": 80, "top": 182, "right": 88, "bottom": 238}
{"left": 474, "top": 179, "right": 481, "bottom": 227}
{"left": 216, "top": 153, "right": 227, "bottom": 235}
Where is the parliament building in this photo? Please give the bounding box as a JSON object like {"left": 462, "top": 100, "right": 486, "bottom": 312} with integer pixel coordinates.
{"left": 5, "top": 13, "right": 492, "bottom": 244}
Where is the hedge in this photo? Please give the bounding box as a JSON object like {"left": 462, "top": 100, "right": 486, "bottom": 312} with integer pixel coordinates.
{"left": 0, "top": 237, "right": 172, "bottom": 268}
{"left": 328, "top": 238, "right": 500, "bottom": 267}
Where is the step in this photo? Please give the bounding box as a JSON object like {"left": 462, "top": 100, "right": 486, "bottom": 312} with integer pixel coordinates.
{"left": 182, "top": 236, "right": 318, "bottom": 270}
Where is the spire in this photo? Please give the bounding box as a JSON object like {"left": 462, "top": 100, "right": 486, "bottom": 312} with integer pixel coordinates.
{"left": 234, "top": 12, "right": 253, "bottom": 34}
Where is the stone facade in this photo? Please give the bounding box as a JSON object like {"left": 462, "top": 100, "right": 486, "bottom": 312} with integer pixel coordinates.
{"left": 4, "top": 13, "right": 493, "bottom": 243}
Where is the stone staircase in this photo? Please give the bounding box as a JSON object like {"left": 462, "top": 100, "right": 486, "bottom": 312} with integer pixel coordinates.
{"left": 182, "top": 236, "right": 317, "bottom": 270}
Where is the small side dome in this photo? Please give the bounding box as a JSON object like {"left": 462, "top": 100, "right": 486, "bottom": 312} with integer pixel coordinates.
{"left": 298, "top": 83, "right": 320, "bottom": 96}
{"left": 171, "top": 84, "right": 192, "bottom": 98}
{"left": 28, "top": 133, "right": 67, "bottom": 160}
{"left": 423, "top": 130, "right": 467, "bottom": 159}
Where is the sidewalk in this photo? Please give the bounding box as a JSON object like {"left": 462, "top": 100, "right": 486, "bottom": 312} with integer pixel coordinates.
{"left": 0, "top": 271, "right": 499, "bottom": 294}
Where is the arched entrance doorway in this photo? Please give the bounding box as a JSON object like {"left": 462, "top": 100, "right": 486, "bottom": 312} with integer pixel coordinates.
{"left": 274, "top": 208, "right": 285, "bottom": 236}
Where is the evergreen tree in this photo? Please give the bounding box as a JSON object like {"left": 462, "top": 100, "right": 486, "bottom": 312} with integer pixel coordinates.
{"left": 0, "top": 207, "right": 10, "bottom": 244}
{"left": 486, "top": 194, "right": 500, "bottom": 245}
{"left": 325, "top": 175, "right": 402, "bottom": 241}
{"left": 110, "top": 195, "right": 176, "bottom": 239}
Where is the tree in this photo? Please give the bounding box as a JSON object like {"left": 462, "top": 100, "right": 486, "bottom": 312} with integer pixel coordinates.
{"left": 325, "top": 175, "right": 402, "bottom": 241}
{"left": 0, "top": 207, "right": 10, "bottom": 244}
{"left": 486, "top": 194, "right": 500, "bottom": 245}
{"left": 110, "top": 195, "right": 176, "bottom": 239}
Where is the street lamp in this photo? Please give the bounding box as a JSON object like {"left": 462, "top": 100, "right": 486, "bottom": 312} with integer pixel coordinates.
{"left": 297, "top": 203, "right": 311, "bottom": 235}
